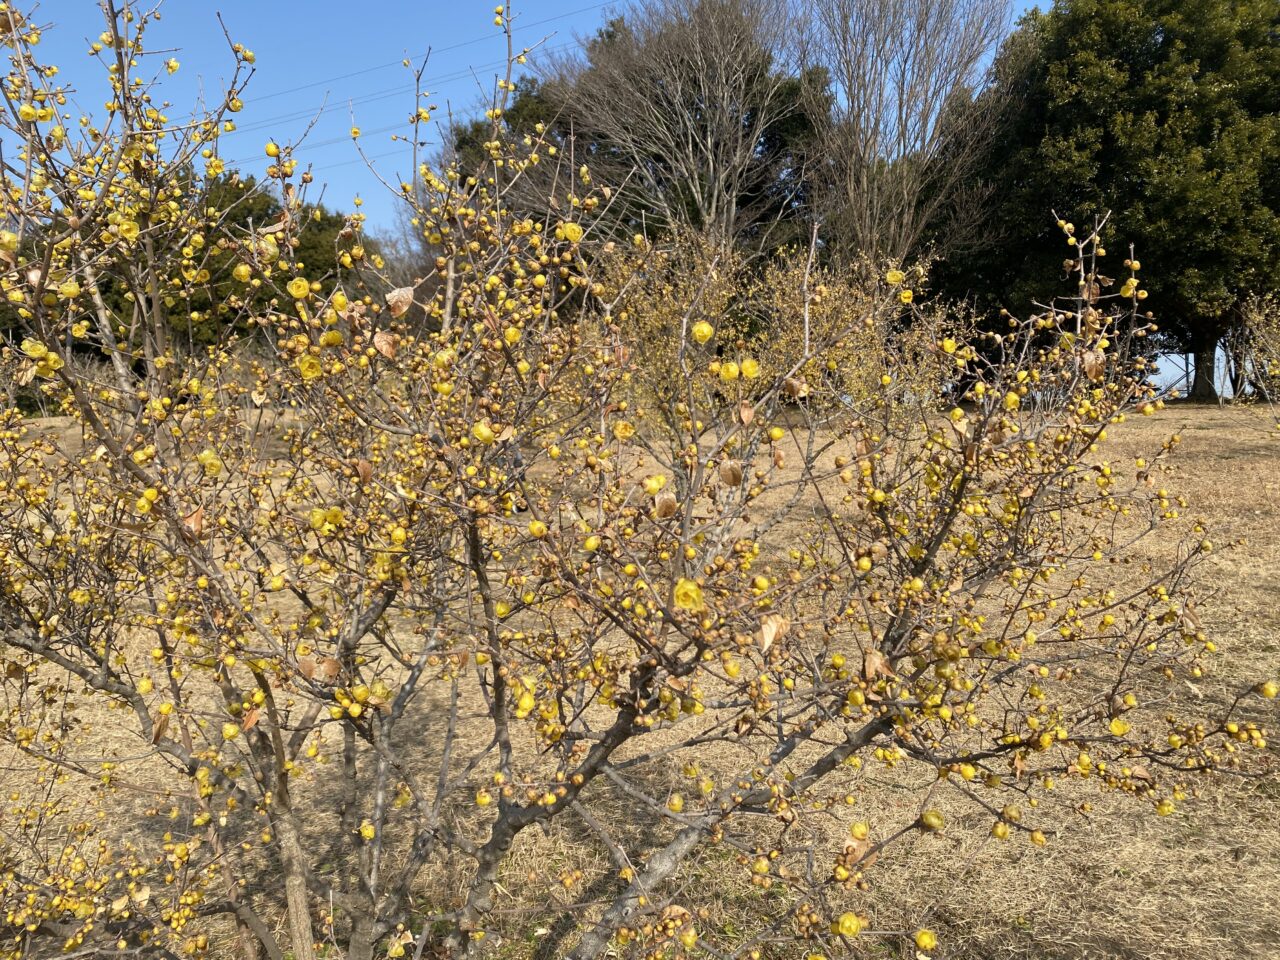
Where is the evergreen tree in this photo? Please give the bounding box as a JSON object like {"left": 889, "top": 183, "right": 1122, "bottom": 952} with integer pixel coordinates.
{"left": 936, "top": 0, "right": 1280, "bottom": 399}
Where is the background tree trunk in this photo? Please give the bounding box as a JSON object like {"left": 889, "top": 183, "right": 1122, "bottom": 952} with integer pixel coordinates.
{"left": 1190, "top": 342, "right": 1219, "bottom": 402}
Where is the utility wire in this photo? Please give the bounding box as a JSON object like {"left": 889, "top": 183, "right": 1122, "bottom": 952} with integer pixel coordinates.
{"left": 247, "top": 2, "right": 609, "bottom": 104}
{"left": 227, "top": 38, "right": 577, "bottom": 139}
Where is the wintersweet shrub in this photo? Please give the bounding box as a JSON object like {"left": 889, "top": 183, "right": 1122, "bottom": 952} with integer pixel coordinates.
{"left": 0, "top": 5, "right": 1272, "bottom": 960}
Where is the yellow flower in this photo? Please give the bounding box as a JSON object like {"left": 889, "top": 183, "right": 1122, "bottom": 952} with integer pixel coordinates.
{"left": 528, "top": 519, "right": 548, "bottom": 538}
{"left": 885, "top": 269, "right": 905, "bottom": 285}
{"left": 358, "top": 820, "right": 376, "bottom": 840}
{"left": 741, "top": 357, "right": 760, "bottom": 379}
{"left": 265, "top": 141, "right": 280, "bottom": 158}
{"left": 673, "top": 578, "right": 704, "bottom": 612}
{"left": 221, "top": 722, "right": 241, "bottom": 741}
{"left": 20, "top": 338, "right": 48, "bottom": 360}
{"left": 287, "top": 277, "right": 311, "bottom": 299}
{"left": 642, "top": 474, "right": 667, "bottom": 496}
{"left": 196, "top": 448, "right": 223, "bottom": 478}
{"left": 118, "top": 221, "right": 140, "bottom": 242}
{"left": 233, "top": 263, "right": 252, "bottom": 283}
{"left": 296, "top": 354, "right": 322, "bottom": 382}
{"left": 914, "top": 929, "right": 938, "bottom": 952}
{"left": 561, "top": 222, "right": 584, "bottom": 243}
{"left": 472, "top": 421, "right": 496, "bottom": 445}
{"left": 899, "top": 289, "right": 914, "bottom": 304}
{"left": 17, "top": 103, "right": 36, "bottom": 122}
{"left": 834, "top": 913, "right": 862, "bottom": 937}
{"left": 612, "top": 420, "right": 635, "bottom": 441}
{"left": 719, "top": 361, "right": 740, "bottom": 381}
{"left": 691, "top": 321, "right": 714, "bottom": 344}
{"left": 57, "top": 279, "right": 81, "bottom": 299}
{"left": 165, "top": 58, "right": 180, "bottom": 74}
{"left": 1003, "top": 391, "right": 1021, "bottom": 412}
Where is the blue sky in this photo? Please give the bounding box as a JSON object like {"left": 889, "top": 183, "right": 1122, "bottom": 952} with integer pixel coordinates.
{"left": 37, "top": 0, "right": 1042, "bottom": 233}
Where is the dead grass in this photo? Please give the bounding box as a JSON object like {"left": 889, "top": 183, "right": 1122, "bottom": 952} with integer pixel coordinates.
{"left": 4, "top": 404, "right": 1278, "bottom": 959}
{"left": 494, "top": 404, "right": 1280, "bottom": 960}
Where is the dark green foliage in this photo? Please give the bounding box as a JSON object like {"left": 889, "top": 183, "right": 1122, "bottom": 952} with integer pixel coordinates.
{"left": 935, "top": 0, "right": 1280, "bottom": 397}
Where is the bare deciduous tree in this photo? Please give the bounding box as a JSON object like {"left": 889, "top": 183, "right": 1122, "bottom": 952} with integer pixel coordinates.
{"left": 542, "top": 0, "right": 815, "bottom": 251}
{"left": 800, "top": 0, "right": 1012, "bottom": 262}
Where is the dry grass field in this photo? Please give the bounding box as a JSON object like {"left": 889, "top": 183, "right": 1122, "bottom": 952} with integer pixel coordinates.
{"left": 845, "top": 404, "right": 1280, "bottom": 960}
{"left": 431, "top": 403, "right": 1280, "bottom": 960}
{"left": 4, "top": 404, "right": 1277, "bottom": 960}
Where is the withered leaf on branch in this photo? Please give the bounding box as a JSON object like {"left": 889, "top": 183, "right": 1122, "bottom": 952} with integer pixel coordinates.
{"left": 759, "top": 613, "right": 790, "bottom": 655}
{"left": 182, "top": 505, "right": 205, "bottom": 539}
{"left": 719, "top": 459, "right": 743, "bottom": 486}
{"left": 862, "top": 649, "right": 895, "bottom": 681}
{"left": 385, "top": 286, "right": 414, "bottom": 318}
{"left": 1082, "top": 349, "right": 1106, "bottom": 382}
{"left": 373, "top": 330, "right": 398, "bottom": 359}
{"left": 351, "top": 458, "right": 374, "bottom": 485}
{"left": 783, "top": 377, "right": 809, "bottom": 399}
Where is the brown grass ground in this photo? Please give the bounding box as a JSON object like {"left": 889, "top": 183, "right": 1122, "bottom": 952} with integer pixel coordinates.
{"left": 4, "top": 404, "right": 1278, "bottom": 960}
{"left": 497, "top": 404, "right": 1280, "bottom": 960}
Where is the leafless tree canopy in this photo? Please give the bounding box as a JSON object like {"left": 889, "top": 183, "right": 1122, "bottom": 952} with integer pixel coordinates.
{"left": 543, "top": 0, "right": 810, "bottom": 250}
{"left": 800, "top": 0, "right": 1012, "bottom": 262}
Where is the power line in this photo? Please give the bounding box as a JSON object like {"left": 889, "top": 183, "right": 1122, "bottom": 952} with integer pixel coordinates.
{"left": 248, "top": 2, "right": 610, "bottom": 105}
{"left": 227, "top": 38, "right": 578, "bottom": 139}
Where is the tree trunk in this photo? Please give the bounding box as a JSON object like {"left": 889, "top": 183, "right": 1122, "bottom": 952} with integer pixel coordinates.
{"left": 1227, "top": 338, "right": 1247, "bottom": 398}
{"left": 274, "top": 809, "right": 317, "bottom": 960}
{"left": 346, "top": 913, "right": 377, "bottom": 960}
{"left": 1189, "top": 344, "right": 1218, "bottom": 402}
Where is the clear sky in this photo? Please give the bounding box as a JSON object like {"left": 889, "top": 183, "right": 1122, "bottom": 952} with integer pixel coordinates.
{"left": 36, "top": 0, "right": 1043, "bottom": 234}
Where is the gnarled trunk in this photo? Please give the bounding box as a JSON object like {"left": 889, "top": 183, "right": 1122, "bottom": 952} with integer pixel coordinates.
{"left": 1189, "top": 342, "right": 1218, "bottom": 402}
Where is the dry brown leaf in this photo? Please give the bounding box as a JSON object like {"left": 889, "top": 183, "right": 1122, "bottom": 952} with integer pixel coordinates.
{"left": 783, "top": 377, "right": 809, "bottom": 399}
{"left": 182, "top": 505, "right": 204, "bottom": 539}
{"left": 862, "top": 649, "right": 894, "bottom": 681}
{"left": 654, "top": 490, "right": 678, "bottom": 519}
{"left": 316, "top": 657, "right": 342, "bottom": 685}
{"left": 151, "top": 711, "right": 169, "bottom": 745}
{"left": 385, "top": 287, "right": 414, "bottom": 318}
{"left": 241, "top": 707, "right": 261, "bottom": 732}
{"left": 373, "top": 330, "right": 398, "bottom": 359}
{"left": 352, "top": 458, "right": 374, "bottom": 485}
{"left": 759, "top": 613, "right": 790, "bottom": 655}
{"left": 719, "top": 459, "right": 743, "bottom": 486}
{"left": 1083, "top": 349, "right": 1106, "bottom": 382}
{"left": 738, "top": 400, "right": 755, "bottom": 425}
